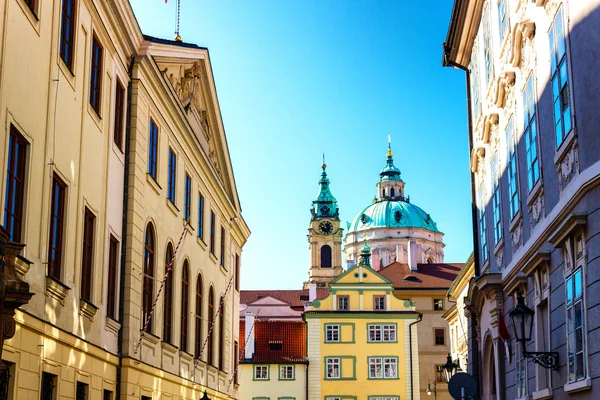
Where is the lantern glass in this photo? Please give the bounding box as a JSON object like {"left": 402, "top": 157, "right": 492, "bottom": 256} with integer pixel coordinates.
{"left": 443, "top": 354, "right": 457, "bottom": 382}
{"left": 510, "top": 293, "right": 535, "bottom": 342}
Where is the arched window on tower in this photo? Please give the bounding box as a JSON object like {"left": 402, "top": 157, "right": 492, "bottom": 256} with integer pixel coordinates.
{"left": 383, "top": 188, "right": 386, "bottom": 197}
{"left": 391, "top": 188, "right": 395, "bottom": 197}
{"left": 163, "top": 243, "right": 174, "bottom": 343}
{"left": 181, "top": 260, "right": 190, "bottom": 352}
{"left": 321, "top": 245, "right": 332, "bottom": 268}
{"left": 427, "top": 257, "right": 434, "bottom": 264}
{"left": 195, "top": 274, "right": 203, "bottom": 358}
{"left": 207, "top": 286, "right": 215, "bottom": 366}
{"left": 143, "top": 223, "right": 155, "bottom": 333}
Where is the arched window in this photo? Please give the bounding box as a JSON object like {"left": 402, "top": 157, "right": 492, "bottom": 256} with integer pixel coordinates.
{"left": 195, "top": 274, "right": 203, "bottom": 358}
{"left": 163, "top": 243, "right": 174, "bottom": 343}
{"left": 143, "top": 224, "right": 155, "bottom": 332}
{"left": 219, "top": 296, "right": 226, "bottom": 370}
{"left": 391, "top": 188, "right": 395, "bottom": 197}
{"left": 383, "top": 188, "right": 386, "bottom": 197}
{"left": 207, "top": 286, "right": 215, "bottom": 366}
{"left": 427, "top": 257, "right": 434, "bottom": 264}
{"left": 320, "top": 245, "right": 332, "bottom": 268}
{"left": 181, "top": 261, "right": 189, "bottom": 352}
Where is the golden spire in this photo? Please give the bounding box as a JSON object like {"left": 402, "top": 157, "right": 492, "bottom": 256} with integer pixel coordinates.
{"left": 387, "top": 134, "right": 393, "bottom": 157}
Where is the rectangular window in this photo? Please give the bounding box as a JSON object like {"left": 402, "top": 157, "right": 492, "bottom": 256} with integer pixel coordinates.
{"left": 549, "top": 6, "right": 572, "bottom": 147}
{"left": 113, "top": 80, "right": 125, "bottom": 150}
{"left": 220, "top": 226, "right": 226, "bottom": 267}
{"left": 565, "top": 234, "right": 586, "bottom": 382}
{"left": 279, "top": 365, "right": 294, "bottom": 380}
{"left": 210, "top": 211, "right": 216, "bottom": 254}
{"left": 325, "top": 325, "right": 339, "bottom": 342}
{"left": 76, "top": 382, "right": 88, "bottom": 400}
{"left": 254, "top": 365, "right": 269, "bottom": 380}
{"left": 59, "top": 0, "right": 76, "bottom": 70}
{"left": 4, "top": 126, "right": 28, "bottom": 242}
{"left": 89, "top": 35, "right": 103, "bottom": 115}
{"left": 478, "top": 185, "right": 488, "bottom": 263}
{"left": 497, "top": 0, "right": 509, "bottom": 43}
{"left": 435, "top": 365, "right": 445, "bottom": 383}
{"left": 368, "top": 357, "right": 397, "bottom": 379}
{"left": 470, "top": 46, "right": 481, "bottom": 120}
{"left": 373, "top": 296, "right": 386, "bottom": 310}
{"left": 48, "top": 175, "right": 67, "bottom": 280}
{"left": 505, "top": 116, "right": 520, "bottom": 220}
{"left": 233, "top": 341, "right": 239, "bottom": 384}
{"left": 184, "top": 174, "right": 191, "bottom": 220}
{"left": 235, "top": 254, "right": 240, "bottom": 291}
{"left": 337, "top": 295, "right": 349, "bottom": 310}
{"left": 167, "top": 149, "right": 176, "bottom": 204}
{"left": 368, "top": 324, "right": 396, "bottom": 343}
{"left": 491, "top": 153, "right": 502, "bottom": 244}
{"left": 41, "top": 372, "right": 56, "bottom": 400}
{"left": 148, "top": 119, "right": 158, "bottom": 180}
{"left": 326, "top": 358, "right": 340, "bottom": 379}
{"left": 197, "top": 193, "right": 205, "bottom": 240}
{"left": 103, "top": 390, "right": 113, "bottom": 400}
{"left": 435, "top": 328, "right": 445, "bottom": 346}
{"left": 523, "top": 73, "right": 539, "bottom": 191}
{"left": 81, "top": 208, "right": 95, "bottom": 302}
{"left": 369, "top": 397, "right": 399, "bottom": 400}
{"left": 107, "top": 235, "right": 119, "bottom": 319}
{"left": 483, "top": 9, "right": 493, "bottom": 87}
{"left": 433, "top": 299, "right": 444, "bottom": 311}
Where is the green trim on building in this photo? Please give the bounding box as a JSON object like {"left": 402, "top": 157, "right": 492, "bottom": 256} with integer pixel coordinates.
{"left": 278, "top": 397, "right": 296, "bottom": 400}
{"left": 366, "top": 323, "right": 398, "bottom": 343}
{"left": 305, "top": 313, "right": 418, "bottom": 320}
{"left": 368, "top": 396, "right": 399, "bottom": 400}
{"left": 366, "top": 356, "right": 400, "bottom": 380}
{"left": 324, "top": 322, "right": 355, "bottom": 344}
{"left": 252, "top": 397, "right": 270, "bottom": 400}
{"left": 324, "top": 356, "right": 357, "bottom": 380}
{"left": 277, "top": 364, "right": 296, "bottom": 381}
{"left": 252, "top": 365, "right": 270, "bottom": 381}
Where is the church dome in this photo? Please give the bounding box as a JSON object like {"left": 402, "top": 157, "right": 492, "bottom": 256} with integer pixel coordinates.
{"left": 348, "top": 199, "right": 439, "bottom": 233}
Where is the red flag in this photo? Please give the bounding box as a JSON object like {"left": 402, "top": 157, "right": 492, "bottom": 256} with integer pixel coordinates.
{"left": 498, "top": 306, "right": 510, "bottom": 341}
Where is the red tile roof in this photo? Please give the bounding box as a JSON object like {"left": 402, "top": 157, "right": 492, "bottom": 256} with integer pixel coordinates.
{"left": 240, "top": 320, "right": 307, "bottom": 363}
{"left": 378, "top": 262, "right": 463, "bottom": 290}
{"left": 240, "top": 289, "right": 329, "bottom": 308}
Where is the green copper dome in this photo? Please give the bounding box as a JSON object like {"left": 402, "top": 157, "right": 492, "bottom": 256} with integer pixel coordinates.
{"left": 348, "top": 200, "right": 439, "bottom": 233}
{"left": 379, "top": 144, "right": 402, "bottom": 182}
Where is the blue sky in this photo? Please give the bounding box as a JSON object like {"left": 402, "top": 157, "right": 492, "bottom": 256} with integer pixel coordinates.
{"left": 130, "top": 0, "right": 472, "bottom": 289}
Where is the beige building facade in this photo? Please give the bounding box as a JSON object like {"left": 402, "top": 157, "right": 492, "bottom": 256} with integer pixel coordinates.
{"left": 0, "top": 0, "right": 249, "bottom": 399}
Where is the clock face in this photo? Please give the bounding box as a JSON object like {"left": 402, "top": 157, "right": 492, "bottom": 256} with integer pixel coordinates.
{"left": 319, "top": 221, "right": 334, "bottom": 235}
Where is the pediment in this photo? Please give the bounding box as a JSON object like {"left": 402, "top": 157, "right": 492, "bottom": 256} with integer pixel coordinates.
{"left": 248, "top": 296, "right": 291, "bottom": 306}
{"left": 331, "top": 263, "right": 392, "bottom": 286}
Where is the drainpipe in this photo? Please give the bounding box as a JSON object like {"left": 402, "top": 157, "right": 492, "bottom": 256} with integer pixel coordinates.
{"left": 408, "top": 313, "right": 423, "bottom": 400}
{"left": 442, "top": 43, "right": 481, "bottom": 387}
{"left": 116, "top": 55, "right": 136, "bottom": 400}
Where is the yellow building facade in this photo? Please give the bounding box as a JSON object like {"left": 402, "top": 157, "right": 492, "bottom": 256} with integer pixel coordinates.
{"left": 0, "top": 0, "right": 249, "bottom": 399}
{"left": 305, "top": 244, "right": 421, "bottom": 400}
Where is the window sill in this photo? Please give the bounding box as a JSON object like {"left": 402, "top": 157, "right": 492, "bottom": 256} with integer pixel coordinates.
{"left": 161, "top": 341, "right": 179, "bottom": 355}
{"left": 140, "top": 330, "right": 161, "bottom": 345}
{"left": 79, "top": 299, "right": 98, "bottom": 321}
{"left": 509, "top": 210, "right": 523, "bottom": 232}
{"left": 105, "top": 316, "right": 121, "bottom": 337}
{"left": 197, "top": 237, "right": 207, "bottom": 250}
{"left": 532, "top": 388, "right": 553, "bottom": 400}
{"left": 87, "top": 102, "right": 103, "bottom": 132}
{"left": 166, "top": 198, "right": 180, "bottom": 217}
{"left": 219, "top": 265, "right": 228, "bottom": 276}
{"left": 45, "top": 276, "right": 71, "bottom": 305}
{"left": 58, "top": 57, "right": 77, "bottom": 92}
{"left": 179, "top": 350, "right": 194, "bottom": 363}
{"left": 526, "top": 179, "right": 543, "bottom": 206}
{"left": 146, "top": 173, "right": 162, "bottom": 195}
{"left": 564, "top": 378, "right": 592, "bottom": 394}
{"left": 16, "top": 0, "right": 40, "bottom": 35}
{"left": 494, "top": 237, "right": 504, "bottom": 255}
{"left": 554, "top": 128, "right": 576, "bottom": 165}
{"left": 209, "top": 252, "right": 218, "bottom": 264}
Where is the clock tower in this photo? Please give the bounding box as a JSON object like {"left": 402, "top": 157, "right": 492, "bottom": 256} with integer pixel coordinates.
{"left": 304, "top": 161, "right": 343, "bottom": 289}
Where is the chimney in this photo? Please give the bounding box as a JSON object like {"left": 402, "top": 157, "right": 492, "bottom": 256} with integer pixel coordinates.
{"left": 309, "top": 282, "right": 317, "bottom": 302}
{"left": 408, "top": 240, "right": 421, "bottom": 272}
{"left": 244, "top": 312, "right": 255, "bottom": 360}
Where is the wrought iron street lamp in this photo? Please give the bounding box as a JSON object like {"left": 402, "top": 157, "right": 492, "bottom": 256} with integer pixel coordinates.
{"left": 443, "top": 354, "right": 460, "bottom": 383}
{"left": 200, "top": 391, "right": 210, "bottom": 400}
{"left": 509, "top": 292, "right": 559, "bottom": 370}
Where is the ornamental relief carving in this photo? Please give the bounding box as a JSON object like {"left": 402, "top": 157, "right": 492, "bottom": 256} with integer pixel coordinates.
{"left": 520, "top": 36, "right": 536, "bottom": 78}
{"left": 510, "top": 218, "right": 523, "bottom": 250}
{"left": 516, "top": 0, "right": 528, "bottom": 21}
{"left": 495, "top": 245, "right": 504, "bottom": 270}
{"left": 557, "top": 139, "right": 580, "bottom": 193}
{"left": 529, "top": 190, "right": 545, "bottom": 230}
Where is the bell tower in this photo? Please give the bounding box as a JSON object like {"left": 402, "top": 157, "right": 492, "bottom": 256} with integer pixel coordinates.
{"left": 304, "top": 159, "right": 343, "bottom": 289}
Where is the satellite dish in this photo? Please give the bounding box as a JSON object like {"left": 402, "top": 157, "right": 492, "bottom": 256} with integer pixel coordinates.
{"left": 448, "top": 372, "right": 478, "bottom": 400}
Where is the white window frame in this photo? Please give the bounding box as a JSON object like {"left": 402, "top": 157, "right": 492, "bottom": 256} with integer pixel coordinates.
{"left": 337, "top": 296, "right": 349, "bottom": 310}
{"left": 279, "top": 365, "right": 294, "bottom": 380}
{"left": 325, "top": 325, "right": 340, "bottom": 343}
{"left": 253, "top": 365, "right": 269, "bottom": 380}
{"left": 326, "top": 358, "right": 340, "bottom": 379}
{"left": 374, "top": 296, "right": 386, "bottom": 310}
{"left": 368, "top": 357, "right": 397, "bottom": 379}
{"left": 368, "top": 324, "right": 397, "bottom": 343}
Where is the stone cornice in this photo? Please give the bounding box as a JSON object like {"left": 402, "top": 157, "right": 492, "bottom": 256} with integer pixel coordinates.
{"left": 443, "top": 0, "right": 484, "bottom": 68}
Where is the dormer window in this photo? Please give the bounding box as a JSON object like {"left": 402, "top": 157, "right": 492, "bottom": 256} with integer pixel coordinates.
{"left": 269, "top": 341, "right": 283, "bottom": 351}
{"left": 337, "top": 296, "right": 349, "bottom": 310}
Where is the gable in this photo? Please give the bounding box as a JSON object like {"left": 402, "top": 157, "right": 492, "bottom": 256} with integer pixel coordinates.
{"left": 330, "top": 263, "right": 393, "bottom": 286}
{"left": 248, "top": 296, "right": 291, "bottom": 306}
{"left": 148, "top": 40, "right": 240, "bottom": 212}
